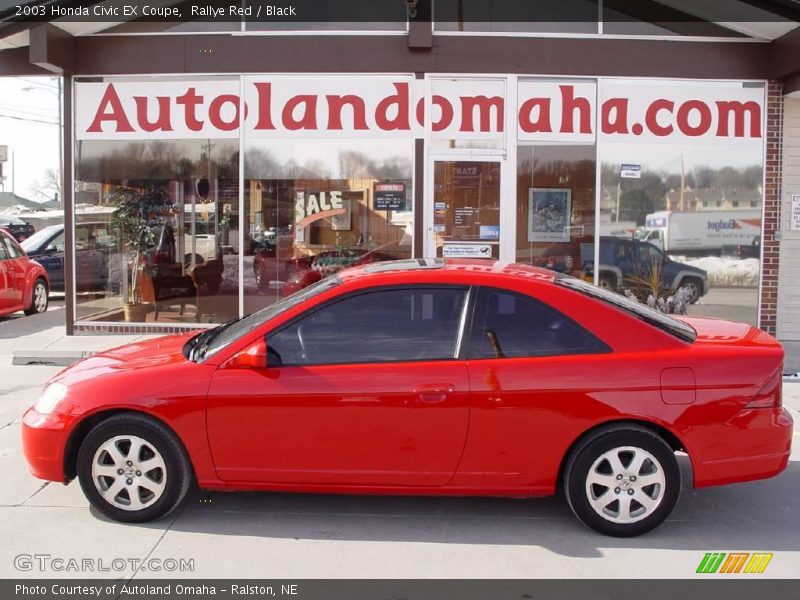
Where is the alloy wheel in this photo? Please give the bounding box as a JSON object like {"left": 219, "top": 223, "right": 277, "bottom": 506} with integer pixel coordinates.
{"left": 33, "top": 282, "right": 47, "bottom": 313}
{"left": 585, "top": 445, "right": 666, "bottom": 524}
{"left": 91, "top": 435, "right": 167, "bottom": 511}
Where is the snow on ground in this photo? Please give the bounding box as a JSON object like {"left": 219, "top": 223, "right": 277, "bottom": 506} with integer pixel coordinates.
{"left": 672, "top": 255, "right": 760, "bottom": 287}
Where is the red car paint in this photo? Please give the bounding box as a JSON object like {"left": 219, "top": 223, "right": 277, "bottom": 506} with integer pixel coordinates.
{"left": 22, "top": 260, "right": 791, "bottom": 499}
{"left": 0, "top": 230, "right": 49, "bottom": 318}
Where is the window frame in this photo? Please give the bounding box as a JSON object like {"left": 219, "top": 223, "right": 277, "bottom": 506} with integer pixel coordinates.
{"left": 464, "top": 285, "right": 612, "bottom": 360}
{"left": 265, "top": 284, "right": 475, "bottom": 368}
{"left": 2, "top": 236, "right": 23, "bottom": 259}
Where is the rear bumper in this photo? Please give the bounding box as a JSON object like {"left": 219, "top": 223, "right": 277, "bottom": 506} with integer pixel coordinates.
{"left": 21, "top": 408, "right": 76, "bottom": 483}
{"left": 692, "top": 407, "right": 793, "bottom": 488}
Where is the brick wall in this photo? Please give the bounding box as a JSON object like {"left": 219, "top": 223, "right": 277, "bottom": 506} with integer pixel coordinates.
{"left": 760, "top": 81, "right": 784, "bottom": 335}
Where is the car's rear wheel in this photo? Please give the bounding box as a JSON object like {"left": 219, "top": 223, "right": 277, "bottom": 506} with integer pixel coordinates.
{"left": 564, "top": 427, "right": 680, "bottom": 537}
{"left": 24, "top": 278, "right": 48, "bottom": 315}
{"left": 77, "top": 414, "right": 192, "bottom": 522}
{"left": 679, "top": 277, "right": 703, "bottom": 304}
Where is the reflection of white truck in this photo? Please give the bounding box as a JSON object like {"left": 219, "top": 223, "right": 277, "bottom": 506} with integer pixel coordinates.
{"left": 636, "top": 210, "right": 761, "bottom": 256}
{"left": 600, "top": 221, "right": 638, "bottom": 238}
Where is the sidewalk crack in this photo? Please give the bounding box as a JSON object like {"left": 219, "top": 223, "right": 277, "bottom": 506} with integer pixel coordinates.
{"left": 19, "top": 482, "right": 50, "bottom": 506}
{"left": 117, "top": 500, "right": 189, "bottom": 598}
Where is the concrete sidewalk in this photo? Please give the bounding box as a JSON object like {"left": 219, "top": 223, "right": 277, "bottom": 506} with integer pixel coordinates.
{"left": 0, "top": 306, "right": 160, "bottom": 366}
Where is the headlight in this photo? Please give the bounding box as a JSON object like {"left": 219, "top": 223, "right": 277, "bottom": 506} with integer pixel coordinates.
{"left": 34, "top": 383, "right": 68, "bottom": 415}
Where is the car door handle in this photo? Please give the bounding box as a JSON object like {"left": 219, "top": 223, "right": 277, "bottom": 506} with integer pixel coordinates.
{"left": 414, "top": 384, "right": 455, "bottom": 404}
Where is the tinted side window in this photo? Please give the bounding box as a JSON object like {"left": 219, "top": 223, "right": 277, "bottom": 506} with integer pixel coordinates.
{"left": 268, "top": 287, "right": 468, "bottom": 366}
{"left": 0, "top": 239, "right": 8, "bottom": 260}
{"left": 467, "top": 287, "right": 609, "bottom": 359}
{"left": 50, "top": 233, "right": 66, "bottom": 252}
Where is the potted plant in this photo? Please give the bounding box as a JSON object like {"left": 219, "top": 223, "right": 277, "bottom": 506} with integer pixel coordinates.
{"left": 109, "top": 185, "right": 158, "bottom": 322}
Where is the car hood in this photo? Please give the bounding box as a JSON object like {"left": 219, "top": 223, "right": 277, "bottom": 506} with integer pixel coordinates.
{"left": 51, "top": 332, "right": 198, "bottom": 386}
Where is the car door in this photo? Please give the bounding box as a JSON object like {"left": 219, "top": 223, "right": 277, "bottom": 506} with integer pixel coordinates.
{"left": 454, "top": 286, "right": 612, "bottom": 489}
{"left": 2, "top": 236, "right": 28, "bottom": 310}
{"left": 206, "top": 285, "right": 471, "bottom": 486}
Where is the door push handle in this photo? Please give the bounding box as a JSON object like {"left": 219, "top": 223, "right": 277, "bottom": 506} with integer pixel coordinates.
{"left": 414, "top": 384, "right": 455, "bottom": 404}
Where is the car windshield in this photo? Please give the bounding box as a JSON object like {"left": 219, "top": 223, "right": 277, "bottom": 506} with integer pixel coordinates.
{"left": 555, "top": 274, "right": 697, "bottom": 343}
{"left": 21, "top": 226, "right": 61, "bottom": 253}
{"left": 188, "top": 275, "right": 342, "bottom": 362}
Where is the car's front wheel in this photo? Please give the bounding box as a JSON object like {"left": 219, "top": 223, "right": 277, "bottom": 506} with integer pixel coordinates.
{"left": 77, "top": 414, "right": 192, "bottom": 522}
{"left": 564, "top": 427, "right": 680, "bottom": 537}
{"left": 24, "top": 278, "right": 48, "bottom": 316}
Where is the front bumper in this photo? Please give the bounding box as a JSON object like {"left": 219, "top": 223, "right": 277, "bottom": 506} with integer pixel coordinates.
{"left": 692, "top": 407, "right": 793, "bottom": 488}
{"left": 21, "top": 408, "right": 77, "bottom": 483}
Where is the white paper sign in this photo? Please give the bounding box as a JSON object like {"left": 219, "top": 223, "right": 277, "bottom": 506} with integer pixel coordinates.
{"left": 791, "top": 195, "right": 800, "bottom": 231}
{"left": 442, "top": 243, "right": 493, "bottom": 258}
{"left": 620, "top": 163, "right": 642, "bottom": 178}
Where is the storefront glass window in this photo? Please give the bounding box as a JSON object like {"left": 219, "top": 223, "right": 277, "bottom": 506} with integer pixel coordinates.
{"left": 598, "top": 79, "right": 764, "bottom": 325}
{"left": 243, "top": 139, "right": 414, "bottom": 313}
{"left": 74, "top": 139, "right": 240, "bottom": 324}
{"left": 433, "top": 160, "right": 501, "bottom": 259}
{"left": 515, "top": 145, "right": 597, "bottom": 276}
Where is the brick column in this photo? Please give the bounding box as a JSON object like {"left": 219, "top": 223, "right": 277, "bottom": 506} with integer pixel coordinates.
{"left": 759, "top": 81, "right": 783, "bottom": 335}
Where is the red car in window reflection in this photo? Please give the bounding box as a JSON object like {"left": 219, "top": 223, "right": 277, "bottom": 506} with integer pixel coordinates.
{"left": 0, "top": 230, "right": 49, "bottom": 318}
{"left": 21, "top": 259, "right": 791, "bottom": 536}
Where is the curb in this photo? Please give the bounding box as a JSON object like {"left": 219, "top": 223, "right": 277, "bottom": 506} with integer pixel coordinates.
{"left": 12, "top": 350, "right": 95, "bottom": 367}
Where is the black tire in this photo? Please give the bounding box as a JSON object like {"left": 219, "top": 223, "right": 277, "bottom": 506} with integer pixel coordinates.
{"left": 679, "top": 277, "right": 703, "bottom": 304}
{"left": 254, "top": 265, "right": 269, "bottom": 290}
{"left": 24, "top": 278, "right": 49, "bottom": 315}
{"left": 564, "top": 426, "right": 680, "bottom": 537}
{"left": 184, "top": 253, "right": 205, "bottom": 270}
{"left": 77, "top": 413, "right": 193, "bottom": 523}
{"left": 598, "top": 273, "right": 616, "bottom": 291}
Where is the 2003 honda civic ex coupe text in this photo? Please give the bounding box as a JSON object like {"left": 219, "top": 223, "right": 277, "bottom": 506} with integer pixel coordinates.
{"left": 21, "top": 259, "right": 792, "bottom": 536}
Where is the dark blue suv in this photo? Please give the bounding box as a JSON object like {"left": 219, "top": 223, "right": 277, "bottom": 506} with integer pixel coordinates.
{"left": 534, "top": 236, "right": 709, "bottom": 303}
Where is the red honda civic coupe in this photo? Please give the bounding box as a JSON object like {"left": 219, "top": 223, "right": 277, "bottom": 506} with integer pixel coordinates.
{"left": 22, "top": 259, "right": 792, "bottom": 536}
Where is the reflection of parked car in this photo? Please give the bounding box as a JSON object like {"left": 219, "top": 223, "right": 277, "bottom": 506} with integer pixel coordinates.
{"left": 253, "top": 241, "right": 407, "bottom": 294}
{"left": 0, "top": 215, "right": 35, "bottom": 242}
{"left": 0, "top": 230, "right": 49, "bottom": 316}
{"left": 150, "top": 223, "right": 218, "bottom": 267}
{"left": 21, "top": 259, "right": 791, "bottom": 536}
{"left": 21, "top": 223, "right": 111, "bottom": 293}
{"left": 532, "top": 236, "right": 708, "bottom": 303}
{"left": 722, "top": 235, "right": 761, "bottom": 260}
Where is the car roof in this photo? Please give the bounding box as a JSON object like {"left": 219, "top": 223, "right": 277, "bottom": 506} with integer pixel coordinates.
{"left": 338, "top": 258, "right": 558, "bottom": 284}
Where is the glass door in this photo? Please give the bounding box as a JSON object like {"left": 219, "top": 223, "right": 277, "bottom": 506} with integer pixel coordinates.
{"left": 426, "top": 157, "right": 502, "bottom": 259}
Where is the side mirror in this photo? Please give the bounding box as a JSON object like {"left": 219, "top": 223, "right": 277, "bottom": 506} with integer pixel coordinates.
{"left": 45, "top": 244, "right": 58, "bottom": 254}
{"left": 224, "top": 338, "right": 267, "bottom": 369}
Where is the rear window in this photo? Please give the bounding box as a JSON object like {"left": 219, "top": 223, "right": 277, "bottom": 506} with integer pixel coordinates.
{"left": 555, "top": 275, "right": 697, "bottom": 343}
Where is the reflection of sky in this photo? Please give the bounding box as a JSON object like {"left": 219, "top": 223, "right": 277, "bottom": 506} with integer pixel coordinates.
{"left": 602, "top": 142, "right": 763, "bottom": 172}
{"left": 246, "top": 139, "right": 414, "bottom": 180}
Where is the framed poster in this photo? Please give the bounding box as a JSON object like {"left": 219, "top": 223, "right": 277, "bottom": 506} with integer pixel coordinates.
{"left": 528, "top": 188, "right": 572, "bottom": 243}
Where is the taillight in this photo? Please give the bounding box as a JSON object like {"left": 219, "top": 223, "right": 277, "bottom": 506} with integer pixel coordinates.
{"left": 745, "top": 369, "right": 782, "bottom": 409}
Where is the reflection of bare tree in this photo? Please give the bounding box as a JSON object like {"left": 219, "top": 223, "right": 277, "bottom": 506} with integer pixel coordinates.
{"left": 78, "top": 140, "right": 239, "bottom": 184}
{"left": 339, "top": 150, "right": 412, "bottom": 180}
